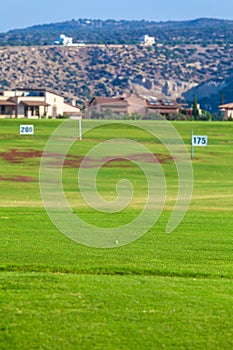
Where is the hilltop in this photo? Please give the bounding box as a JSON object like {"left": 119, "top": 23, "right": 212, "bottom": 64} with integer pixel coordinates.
{"left": 1, "top": 18, "right": 233, "bottom": 111}
{"left": 1, "top": 18, "right": 233, "bottom": 46}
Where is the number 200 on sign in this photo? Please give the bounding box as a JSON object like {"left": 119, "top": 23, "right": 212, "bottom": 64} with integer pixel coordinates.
{"left": 20, "top": 125, "right": 34, "bottom": 135}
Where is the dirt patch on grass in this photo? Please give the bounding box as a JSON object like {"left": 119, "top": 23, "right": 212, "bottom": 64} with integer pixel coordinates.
{"left": 0, "top": 149, "right": 43, "bottom": 164}
{"left": 101, "top": 153, "right": 173, "bottom": 168}
{"left": 0, "top": 148, "right": 173, "bottom": 168}
{"left": 62, "top": 153, "right": 173, "bottom": 169}
{"left": 0, "top": 175, "right": 34, "bottom": 182}
{"left": 0, "top": 148, "right": 84, "bottom": 167}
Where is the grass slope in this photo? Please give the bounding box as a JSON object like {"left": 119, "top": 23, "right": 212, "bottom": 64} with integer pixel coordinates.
{"left": 0, "top": 120, "right": 233, "bottom": 349}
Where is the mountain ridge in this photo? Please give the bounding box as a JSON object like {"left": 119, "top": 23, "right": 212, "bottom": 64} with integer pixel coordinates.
{"left": 1, "top": 17, "right": 233, "bottom": 46}
{"left": 1, "top": 18, "right": 233, "bottom": 112}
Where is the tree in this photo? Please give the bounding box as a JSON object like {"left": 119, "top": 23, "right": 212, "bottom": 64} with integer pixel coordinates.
{"left": 220, "top": 92, "right": 225, "bottom": 106}
{"left": 192, "top": 94, "right": 199, "bottom": 120}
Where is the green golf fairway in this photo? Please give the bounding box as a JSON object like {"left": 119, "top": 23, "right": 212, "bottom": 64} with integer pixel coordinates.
{"left": 0, "top": 120, "right": 233, "bottom": 349}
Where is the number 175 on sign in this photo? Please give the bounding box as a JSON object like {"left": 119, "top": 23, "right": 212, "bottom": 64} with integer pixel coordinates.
{"left": 192, "top": 135, "right": 208, "bottom": 147}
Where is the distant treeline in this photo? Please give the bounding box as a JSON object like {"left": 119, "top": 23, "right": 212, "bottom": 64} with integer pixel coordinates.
{"left": 1, "top": 18, "right": 233, "bottom": 46}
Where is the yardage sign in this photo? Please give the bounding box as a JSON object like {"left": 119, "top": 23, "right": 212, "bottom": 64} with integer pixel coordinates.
{"left": 20, "top": 125, "right": 34, "bottom": 135}
{"left": 192, "top": 135, "right": 208, "bottom": 147}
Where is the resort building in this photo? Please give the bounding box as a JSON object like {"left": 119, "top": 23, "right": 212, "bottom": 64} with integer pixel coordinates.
{"left": 219, "top": 102, "right": 233, "bottom": 120}
{"left": 53, "top": 34, "right": 85, "bottom": 47}
{"left": 0, "top": 88, "right": 81, "bottom": 119}
{"left": 140, "top": 35, "right": 155, "bottom": 46}
{"left": 86, "top": 93, "right": 180, "bottom": 118}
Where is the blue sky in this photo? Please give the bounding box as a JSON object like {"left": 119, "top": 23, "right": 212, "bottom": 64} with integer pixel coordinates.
{"left": 1, "top": 0, "right": 233, "bottom": 32}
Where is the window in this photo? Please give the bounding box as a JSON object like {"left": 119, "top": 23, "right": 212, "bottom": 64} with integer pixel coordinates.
{"left": 28, "top": 91, "right": 45, "bottom": 97}
{"left": 0, "top": 105, "right": 6, "bottom": 114}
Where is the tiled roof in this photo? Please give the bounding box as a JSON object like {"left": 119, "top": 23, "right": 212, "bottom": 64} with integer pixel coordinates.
{"left": 21, "top": 100, "right": 50, "bottom": 107}
{"left": 219, "top": 103, "right": 233, "bottom": 109}
{"left": 0, "top": 99, "right": 16, "bottom": 106}
{"left": 89, "top": 97, "right": 128, "bottom": 106}
{"left": 15, "top": 88, "right": 64, "bottom": 98}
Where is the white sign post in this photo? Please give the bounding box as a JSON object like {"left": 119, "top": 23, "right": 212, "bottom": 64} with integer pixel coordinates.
{"left": 191, "top": 131, "right": 208, "bottom": 159}
{"left": 78, "top": 117, "right": 82, "bottom": 141}
{"left": 20, "top": 125, "right": 34, "bottom": 136}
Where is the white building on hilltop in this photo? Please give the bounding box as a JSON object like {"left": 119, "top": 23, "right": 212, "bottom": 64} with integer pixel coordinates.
{"left": 53, "top": 34, "right": 73, "bottom": 46}
{"left": 53, "top": 34, "right": 85, "bottom": 47}
{"left": 140, "top": 35, "right": 155, "bottom": 46}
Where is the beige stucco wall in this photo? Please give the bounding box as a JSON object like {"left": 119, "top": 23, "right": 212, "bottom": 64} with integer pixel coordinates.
{"left": 2, "top": 90, "right": 16, "bottom": 97}
{"left": 224, "top": 109, "right": 233, "bottom": 120}
{"left": 45, "top": 91, "right": 64, "bottom": 117}
{"left": 63, "top": 102, "right": 81, "bottom": 115}
{"left": 125, "top": 95, "right": 147, "bottom": 116}
{"left": 4, "top": 91, "right": 64, "bottom": 118}
{"left": 17, "top": 97, "right": 46, "bottom": 118}
{"left": 1, "top": 90, "right": 68, "bottom": 118}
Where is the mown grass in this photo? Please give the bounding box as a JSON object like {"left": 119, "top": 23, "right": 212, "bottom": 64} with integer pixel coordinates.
{"left": 0, "top": 119, "right": 233, "bottom": 349}
{"left": 1, "top": 273, "right": 232, "bottom": 350}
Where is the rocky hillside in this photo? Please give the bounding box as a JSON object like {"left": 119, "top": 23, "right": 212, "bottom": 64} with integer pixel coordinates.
{"left": 1, "top": 43, "right": 233, "bottom": 111}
